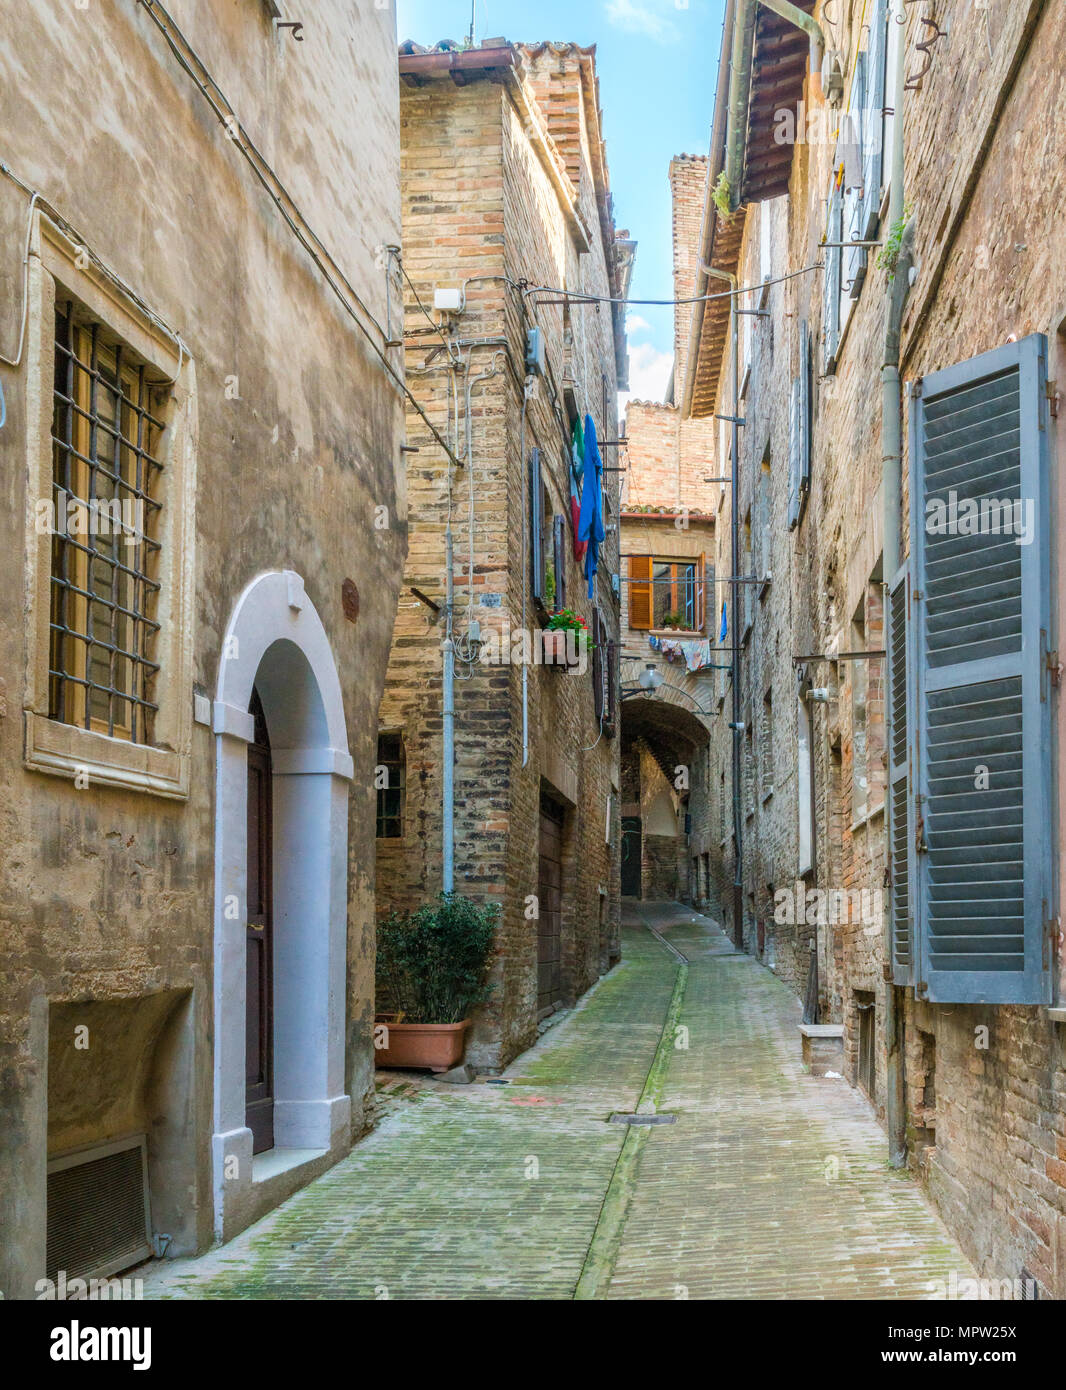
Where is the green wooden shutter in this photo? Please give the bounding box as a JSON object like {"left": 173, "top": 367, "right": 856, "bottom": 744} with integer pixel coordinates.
{"left": 862, "top": 0, "right": 889, "bottom": 240}
{"left": 910, "top": 334, "right": 1051, "bottom": 1004}
{"left": 822, "top": 181, "right": 842, "bottom": 373}
{"left": 844, "top": 51, "right": 868, "bottom": 300}
{"left": 887, "top": 560, "right": 916, "bottom": 983}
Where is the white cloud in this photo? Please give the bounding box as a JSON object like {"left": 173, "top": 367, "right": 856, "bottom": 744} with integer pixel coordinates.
{"left": 619, "top": 340, "right": 674, "bottom": 413}
{"left": 626, "top": 313, "right": 652, "bottom": 334}
{"left": 604, "top": 0, "right": 683, "bottom": 44}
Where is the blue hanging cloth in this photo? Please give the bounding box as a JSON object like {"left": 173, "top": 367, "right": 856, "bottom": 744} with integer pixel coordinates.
{"left": 577, "top": 413, "right": 605, "bottom": 599}
{"left": 719, "top": 601, "right": 728, "bottom": 642}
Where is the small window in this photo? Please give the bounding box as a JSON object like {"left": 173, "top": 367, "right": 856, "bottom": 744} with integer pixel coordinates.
{"left": 376, "top": 733, "right": 405, "bottom": 839}
{"left": 48, "top": 302, "right": 167, "bottom": 743}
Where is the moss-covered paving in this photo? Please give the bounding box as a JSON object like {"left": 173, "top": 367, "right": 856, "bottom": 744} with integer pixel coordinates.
{"left": 141, "top": 905, "right": 970, "bottom": 1300}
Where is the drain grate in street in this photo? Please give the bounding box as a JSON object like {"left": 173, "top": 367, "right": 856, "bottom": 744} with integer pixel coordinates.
{"left": 609, "top": 1112, "right": 677, "bottom": 1126}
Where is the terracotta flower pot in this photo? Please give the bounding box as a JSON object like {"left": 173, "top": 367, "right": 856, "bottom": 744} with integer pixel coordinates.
{"left": 374, "top": 1018, "right": 471, "bottom": 1072}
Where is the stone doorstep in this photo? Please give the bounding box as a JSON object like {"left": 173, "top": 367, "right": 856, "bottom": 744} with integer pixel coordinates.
{"left": 798, "top": 1023, "right": 845, "bottom": 1077}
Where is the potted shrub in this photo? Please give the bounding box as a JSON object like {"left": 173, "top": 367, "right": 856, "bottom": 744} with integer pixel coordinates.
{"left": 661, "top": 611, "right": 684, "bottom": 630}
{"left": 543, "top": 607, "right": 589, "bottom": 670}
{"left": 375, "top": 893, "right": 499, "bottom": 1071}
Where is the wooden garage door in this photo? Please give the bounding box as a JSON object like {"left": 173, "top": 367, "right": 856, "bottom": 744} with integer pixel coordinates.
{"left": 537, "top": 795, "right": 565, "bottom": 1019}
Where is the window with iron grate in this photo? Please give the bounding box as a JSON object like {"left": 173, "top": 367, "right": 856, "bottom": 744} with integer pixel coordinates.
{"left": 48, "top": 302, "right": 167, "bottom": 744}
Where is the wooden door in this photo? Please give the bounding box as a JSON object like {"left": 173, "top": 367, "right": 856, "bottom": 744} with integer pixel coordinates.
{"left": 537, "top": 795, "right": 565, "bottom": 1019}
{"left": 245, "top": 688, "right": 274, "bottom": 1154}
{"left": 621, "top": 816, "right": 642, "bottom": 898}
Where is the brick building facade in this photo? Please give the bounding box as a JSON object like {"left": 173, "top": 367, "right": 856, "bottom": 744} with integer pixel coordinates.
{"left": 618, "top": 159, "right": 719, "bottom": 905}
{"left": 682, "top": 0, "right": 1066, "bottom": 1296}
{"left": 376, "top": 40, "right": 630, "bottom": 1070}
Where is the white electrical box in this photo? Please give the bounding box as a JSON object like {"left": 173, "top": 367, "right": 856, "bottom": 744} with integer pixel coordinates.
{"left": 526, "top": 326, "right": 546, "bottom": 375}
{"left": 434, "top": 288, "right": 462, "bottom": 313}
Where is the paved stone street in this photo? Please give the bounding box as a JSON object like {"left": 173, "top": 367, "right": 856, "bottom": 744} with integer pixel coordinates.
{"left": 142, "top": 904, "right": 970, "bottom": 1300}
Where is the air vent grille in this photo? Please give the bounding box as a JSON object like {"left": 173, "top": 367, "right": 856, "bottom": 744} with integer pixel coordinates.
{"left": 47, "top": 1136, "right": 152, "bottom": 1283}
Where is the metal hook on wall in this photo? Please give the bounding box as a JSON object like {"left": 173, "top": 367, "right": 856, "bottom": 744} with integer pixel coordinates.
{"left": 905, "top": 15, "right": 948, "bottom": 90}
{"left": 275, "top": 19, "right": 304, "bottom": 41}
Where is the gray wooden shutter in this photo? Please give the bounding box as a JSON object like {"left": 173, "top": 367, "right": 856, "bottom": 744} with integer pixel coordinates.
{"left": 530, "top": 447, "right": 544, "bottom": 605}
{"left": 799, "top": 321, "right": 812, "bottom": 493}
{"left": 822, "top": 182, "right": 842, "bottom": 373}
{"left": 552, "top": 512, "right": 566, "bottom": 612}
{"left": 862, "top": 0, "right": 889, "bottom": 240}
{"left": 887, "top": 560, "right": 916, "bottom": 983}
{"left": 910, "top": 334, "right": 1051, "bottom": 1004}
{"left": 592, "top": 609, "right": 604, "bottom": 721}
{"left": 844, "top": 52, "right": 868, "bottom": 300}
{"left": 787, "top": 379, "right": 801, "bottom": 529}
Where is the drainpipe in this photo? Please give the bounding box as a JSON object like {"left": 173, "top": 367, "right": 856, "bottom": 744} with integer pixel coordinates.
{"left": 881, "top": 0, "right": 914, "bottom": 1170}
{"left": 723, "top": 0, "right": 759, "bottom": 214}
{"left": 705, "top": 263, "right": 745, "bottom": 949}
{"left": 760, "top": 0, "right": 825, "bottom": 98}
{"left": 443, "top": 526, "right": 456, "bottom": 894}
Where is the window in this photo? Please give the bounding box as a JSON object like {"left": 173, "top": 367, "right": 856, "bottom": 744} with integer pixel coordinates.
{"left": 742, "top": 517, "right": 753, "bottom": 637}
{"left": 48, "top": 303, "right": 165, "bottom": 742}
{"left": 850, "top": 586, "right": 885, "bottom": 824}
{"left": 897, "top": 334, "right": 1052, "bottom": 1005}
{"left": 24, "top": 219, "right": 194, "bottom": 798}
{"left": 629, "top": 555, "right": 705, "bottom": 632}
{"left": 760, "top": 690, "right": 774, "bottom": 799}
{"left": 719, "top": 768, "right": 727, "bottom": 844}
{"left": 376, "top": 733, "right": 405, "bottom": 839}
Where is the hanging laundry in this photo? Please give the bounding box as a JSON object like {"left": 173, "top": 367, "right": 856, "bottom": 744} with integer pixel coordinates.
{"left": 571, "top": 416, "right": 585, "bottom": 483}
{"left": 577, "top": 413, "right": 605, "bottom": 600}
{"left": 570, "top": 465, "right": 587, "bottom": 561}
{"left": 719, "top": 601, "right": 728, "bottom": 642}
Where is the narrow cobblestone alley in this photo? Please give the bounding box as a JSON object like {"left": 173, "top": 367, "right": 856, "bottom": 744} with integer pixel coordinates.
{"left": 139, "top": 905, "right": 970, "bottom": 1300}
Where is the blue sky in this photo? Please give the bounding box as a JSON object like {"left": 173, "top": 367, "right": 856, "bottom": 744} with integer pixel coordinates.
{"left": 395, "top": 0, "right": 726, "bottom": 405}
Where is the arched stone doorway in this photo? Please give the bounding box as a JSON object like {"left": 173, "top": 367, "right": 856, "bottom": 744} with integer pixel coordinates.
{"left": 211, "top": 570, "right": 354, "bottom": 1241}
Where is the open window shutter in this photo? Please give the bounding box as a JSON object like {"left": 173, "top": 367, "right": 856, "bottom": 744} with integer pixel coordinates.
{"left": 530, "top": 448, "right": 544, "bottom": 604}
{"left": 822, "top": 181, "right": 842, "bottom": 373}
{"left": 799, "top": 321, "right": 812, "bottom": 493}
{"left": 844, "top": 52, "right": 868, "bottom": 300}
{"left": 887, "top": 560, "right": 917, "bottom": 984}
{"left": 629, "top": 554, "right": 652, "bottom": 629}
{"left": 787, "top": 379, "right": 801, "bottom": 529}
{"left": 592, "top": 610, "right": 604, "bottom": 722}
{"left": 552, "top": 513, "right": 566, "bottom": 612}
{"left": 696, "top": 551, "right": 707, "bottom": 631}
{"left": 862, "top": 0, "right": 888, "bottom": 240}
{"left": 911, "top": 333, "right": 1051, "bottom": 1004}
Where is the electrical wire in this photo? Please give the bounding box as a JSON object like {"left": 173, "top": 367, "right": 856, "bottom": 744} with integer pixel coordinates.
{"left": 524, "top": 262, "right": 826, "bottom": 310}
{"left": 135, "top": 0, "right": 464, "bottom": 470}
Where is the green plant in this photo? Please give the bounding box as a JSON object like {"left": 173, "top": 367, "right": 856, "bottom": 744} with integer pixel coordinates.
{"left": 545, "top": 561, "right": 556, "bottom": 607}
{"left": 377, "top": 893, "right": 499, "bottom": 1024}
{"left": 712, "top": 171, "right": 733, "bottom": 222}
{"left": 877, "top": 204, "right": 912, "bottom": 280}
{"left": 547, "top": 606, "right": 591, "bottom": 649}
{"left": 661, "top": 611, "right": 685, "bottom": 629}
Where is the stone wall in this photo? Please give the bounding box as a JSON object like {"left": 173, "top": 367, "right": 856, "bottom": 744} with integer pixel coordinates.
{"left": 0, "top": 0, "right": 404, "bottom": 1294}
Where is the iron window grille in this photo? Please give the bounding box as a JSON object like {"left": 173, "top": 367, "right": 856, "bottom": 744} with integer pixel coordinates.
{"left": 376, "top": 733, "right": 405, "bottom": 839}
{"left": 48, "top": 301, "right": 166, "bottom": 744}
